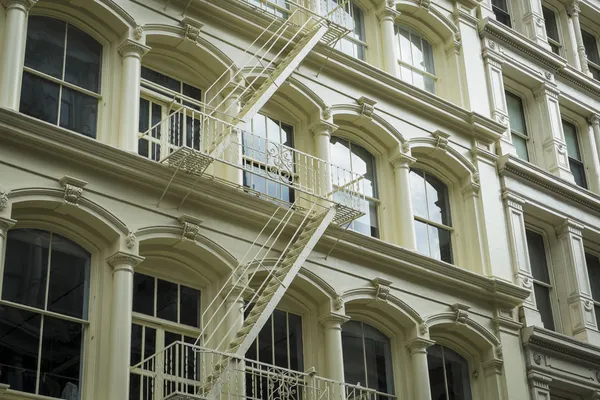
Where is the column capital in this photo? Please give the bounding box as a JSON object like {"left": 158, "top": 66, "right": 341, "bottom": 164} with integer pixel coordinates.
{"left": 389, "top": 152, "right": 416, "bottom": 169}
{"left": 556, "top": 218, "right": 584, "bottom": 238}
{"left": 309, "top": 120, "right": 338, "bottom": 137}
{"left": 533, "top": 82, "right": 560, "bottom": 100}
{"left": 117, "top": 39, "right": 150, "bottom": 58}
{"left": 377, "top": 7, "right": 400, "bottom": 21}
{"left": 1, "top": 0, "right": 37, "bottom": 11}
{"left": 527, "top": 370, "right": 552, "bottom": 389}
{"left": 107, "top": 251, "right": 144, "bottom": 272}
{"left": 502, "top": 190, "right": 525, "bottom": 211}
{"left": 319, "top": 311, "right": 351, "bottom": 328}
{"left": 588, "top": 114, "right": 600, "bottom": 127}
{"left": 568, "top": 0, "right": 580, "bottom": 16}
{"left": 0, "top": 217, "right": 16, "bottom": 237}
{"left": 405, "top": 337, "right": 435, "bottom": 354}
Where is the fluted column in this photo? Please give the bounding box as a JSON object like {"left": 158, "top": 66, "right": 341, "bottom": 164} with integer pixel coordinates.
{"left": 310, "top": 120, "right": 338, "bottom": 199}
{"left": 0, "top": 217, "right": 16, "bottom": 293}
{"left": 377, "top": 8, "right": 400, "bottom": 76}
{"left": 106, "top": 251, "right": 145, "bottom": 400}
{"left": 586, "top": 115, "right": 600, "bottom": 193}
{"left": 117, "top": 39, "right": 150, "bottom": 152}
{"left": 405, "top": 337, "right": 434, "bottom": 400}
{"left": 319, "top": 312, "right": 350, "bottom": 384}
{"left": 0, "top": 0, "right": 37, "bottom": 110}
{"left": 568, "top": 1, "right": 590, "bottom": 76}
{"left": 389, "top": 152, "right": 417, "bottom": 250}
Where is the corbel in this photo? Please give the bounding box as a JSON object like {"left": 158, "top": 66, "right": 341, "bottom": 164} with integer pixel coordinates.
{"left": 451, "top": 302, "right": 471, "bottom": 324}
{"left": 371, "top": 277, "right": 393, "bottom": 302}
{"left": 357, "top": 96, "right": 377, "bottom": 120}
{"left": 178, "top": 215, "right": 204, "bottom": 242}
{"left": 59, "top": 176, "right": 87, "bottom": 207}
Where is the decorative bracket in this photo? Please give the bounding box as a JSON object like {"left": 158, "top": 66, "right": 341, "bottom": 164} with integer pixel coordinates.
{"left": 371, "top": 277, "right": 393, "bottom": 302}
{"left": 59, "top": 176, "right": 87, "bottom": 207}
{"left": 451, "top": 302, "right": 471, "bottom": 324}
{"left": 357, "top": 96, "right": 377, "bottom": 120}
{"left": 178, "top": 215, "right": 204, "bottom": 242}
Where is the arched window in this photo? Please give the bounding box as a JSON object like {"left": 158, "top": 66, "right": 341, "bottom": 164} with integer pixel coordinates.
{"left": 20, "top": 16, "right": 102, "bottom": 138}
{"left": 0, "top": 229, "right": 90, "bottom": 397}
{"left": 427, "top": 344, "right": 472, "bottom": 400}
{"left": 342, "top": 321, "right": 394, "bottom": 396}
{"left": 395, "top": 25, "right": 436, "bottom": 94}
{"left": 330, "top": 137, "right": 379, "bottom": 237}
{"left": 409, "top": 168, "right": 453, "bottom": 263}
{"left": 322, "top": 0, "right": 366, "bottom": 60}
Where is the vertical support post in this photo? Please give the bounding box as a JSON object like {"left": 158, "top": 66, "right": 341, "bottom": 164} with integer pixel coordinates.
{"left": 568, "top": 1, "right": 591, "bottom": 76}
{"left": 501, "top": 191, "right": 543, "bottom": 327}
{"left": 528, "top": 372, "right": 552, "bottom": 400}
{"left": 117, "top": 39, "right": 150, "bottom": 153}
{"left": 533, "top": 83, "right": 574, "bottom": 183}
{"left": 222, "top": 284, "right": 246, "bottom": 398}
{"left": 389, "top": 152, "right": 417, "bottom": 250}
{"left": 377, "top": 7, "right": 400, "bottom": 76}
{"left": 588, "top": 115, "right": 600, "bottom": 187}
{"left": 0, "top": 217, "right": 17, "bottom": 294}
{"left": 222, "top": 84, "right": 244, "bottom": 185}
{"left": 521, "top": 0, "right": 551, "bottom": 50}
{"left": 106, "top": 251, "right": 145, "bottom": 400}
{"left": 0, "top": 0, "right": 37, "bottom": 110}
{"left": 319, "top": 311, "right": 349, "bottom": 400}
{"left": 310, "top": 120, "right": 337, "bottom": 200}
{"left": 405, "top": 338, "right": 434, "bottom": 400}
{"left": 585, "top": 116, "right": 600, "bottom": 193}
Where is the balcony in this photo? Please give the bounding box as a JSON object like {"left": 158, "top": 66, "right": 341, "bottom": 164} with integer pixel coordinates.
{"left": 131, "top": 341, "right": 393, "bottom": 400}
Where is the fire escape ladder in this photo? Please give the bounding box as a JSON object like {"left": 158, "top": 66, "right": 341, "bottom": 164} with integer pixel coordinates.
{"left": 199, "top": 205, "right": 337, "bottom": 399}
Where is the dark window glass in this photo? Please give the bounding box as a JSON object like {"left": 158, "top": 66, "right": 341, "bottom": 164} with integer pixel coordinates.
{"left": 130, "top": 323, "right": 143, "bottom": 366}
{"left": 288, "top": 313, "right": 303, "bottom": 371}
{"left": 141, "top": 67, "right": 180, "bottom": 93}
{"left": 586, "top": 253, "right": 600, "bottom": 301}
{"left": 180, "top": 285, "right": 200, "bottom": 328}
{"left": 562, "top": 120, "right": 587, "bottom": 188}
{"left": 582, "top": 30, "right": 600, "bottom": 65}
{"left": 60, "top": 86, "right": 98, "bottom": 138}
{"left": 542, "top": 6, "right": 560, "bottom": 54}
{"left": 156, "top": 279, "right": 178, "bottom": 323}
{"left": 0, "top": 306, "right": 41, "bottom": 393}
{"left": 64, "top": 24, "right": 102, "bottom": 93}
{"left": 20, "top": 72, "right": 60, "bottom": 125}
{"left": 258, "top": 314, "right": 273, "bottom": 365}
{"left": 534, "top": 284, "right": 555, "bottom": 331}
{"left": 24, "top": 16, "right": 65, "bottom": 79}
{"left": 144, "top": 327, "right": 156, "bottom": 360}
{"left": 526, "top": 230, "right": 550, "bottom": 283}
{"left": 427, "top": 345, "right": 472, "bottom": 400}
{"left": 492, "top": 0, "right": 512, "bottom": 27}
{"left": 273, "top": 310, "right": 288, "bottom": 368}
{"left": 133, "top": 273, "right": 155, "bottom": 317}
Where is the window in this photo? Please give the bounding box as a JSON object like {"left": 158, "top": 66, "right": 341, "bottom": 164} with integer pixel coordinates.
{"left": 0, "top": 229, "right": 90, "bottom": 397}
{"left": 396, "top": 26, "right": 436, "bottom": 93}
{"left": 138, "top": 67, "right": 202, "bottom": 161}
{"left": 20, "top": 16, "right": 102, "bottom": 138}
{"left": 492, "top": 0, "right": 512, "bottom": 27}
{"left": 342, "top": 321, "right": 394, "bottom": 397}
{"left": 321, "top": 0, "right": 366, "bottom": 60}
{"left": 562, "top": 120, "right": 587, "bottom": 188}
{"left": 129, "top": 273, "right": 201, "bottom": 400}
{"left": 243, "top": 114, "right": 295, "bottom": 202}
{"left": 247, "top": 0, "right": 289, "bottom": 18}
{"left": 505, "top": 91, "right": 530, "bottom": 161}
{"left": 330, "top": 137, "right": 379, "bottom": 237}
{"left": 582, "top": 30, "right": 600, "bottom": 80}
{"left": 585, "top": 253, "right": 600, "bottom": 329}
{"left": 526, "top": 230, "right": 555, "bottom": 331}
{"left": 410, "top": 169, "right": 453, "bottom": 263}
{"left": 427, "top": 345, "right": 472, "bottom": 400}
{"left": 543, "top": 6, "right": 561, "bottom": 55}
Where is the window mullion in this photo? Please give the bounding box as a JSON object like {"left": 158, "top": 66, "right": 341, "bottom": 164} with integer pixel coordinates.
{"left": 361, "top": 322, "right": 368, "bottom": 388}
{"left": 35, "top": 314, "right": 45, "bottom": 395}
{"left": 286, "top": 312, "right": 291, "bottom": 370}
{"left": 441, "top": 346, "right": 450, "bottom": 399}
{"left": 44, "top": 233, "right": 53, "bottom": 311}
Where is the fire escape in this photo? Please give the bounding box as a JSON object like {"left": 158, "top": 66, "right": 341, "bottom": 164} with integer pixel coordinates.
{"left": 131, "top": 1, "right": 376, "bottom": 399}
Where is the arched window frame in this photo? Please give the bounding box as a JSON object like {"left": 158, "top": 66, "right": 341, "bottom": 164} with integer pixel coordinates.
{"left": 426, "top": 341, "right": 475, "bottom": 400}
{"left": 22, "top": 12, "right": 110, "bottom": 141}
{"left": 321, "top": 0, "right": 368, "bottom": 60}
{"left": 0, "top": 226, "right": 94, "bottom": 398}
{"left": 394, "top": 23, "right": 437, "bottom": 94}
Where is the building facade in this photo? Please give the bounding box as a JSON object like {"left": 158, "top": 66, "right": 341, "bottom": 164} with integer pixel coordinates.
{"left": 2, "top": 0, "right": 600, "bottom": 399}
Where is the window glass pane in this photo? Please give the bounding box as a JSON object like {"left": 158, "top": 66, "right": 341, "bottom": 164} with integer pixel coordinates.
{"left": 129, "top": 373, "right": 141, "bottom": 400}
{"left": 422, "top": 40, "right": 435, "bottom": 75}
{"left": 182, "top": 83, "right": 202, "bottom": 101}
{"left": 513, "top": 135, "right": 529, "bottom": 161}
{"left": 0, "top": 306, "right": 41, "bottom": 393}
{"left": 130, "top": 324, "right": 143, "bottom": 366}
{"left": 20, "top": 72, "right": 60, "bottom": 125}
{"left": 415, "top": 219, "right": 430, "bottom": 257}
{"left": 562, "top": 121, "right": 582, "bottom": 160}
{"left": 526, "top": 230, "right": 550, "bottom": 283}
{"left": 180, "top": 285, "right": 200, "bottom": 327}
{"left": 494, "top": 8, "right": 512, "bottom": 27}
{"left": 427, "top": 345, "right": 446, "bottom": 400}
{"left": 141, "top": 67, "right": 181, "bottom": 93}
{"left": 424, "top": 76, "right": 436, "bottom": 94}
{"left": 47, "top": 234, "right": 90, "bottom": 319}
{"left": 506, "top": 92, "right": 527, "bottom": 136}
{"left": 586, "top": 253, "right": 600, "bottom": 301}
{"left": 156, "top": 279, "right": 178, "bottom": 323}
{"left": 3, "top": 229, "right": 50, "bottom": 309}
{"left": 330, "top": 137, "right": 352, "bottom": 172}
{"left": 542, "top": 7, "right": 560, "bottom": 43}
{"left": 491, "top": 0, "right": 508, "bottom": 12}
{"left": 133, "top": 273, "right": 155, "bottom": 316}
{"left": 351, "top": 142, "right": 377, "bottom": 198}
{"left": 582, "top": 30, "right": 600, "bottom": 65}
{"left": 410, "top": 169, "right": 428, "bottom": 219}
{"left": 596, "top": 306, "right": 600, "bottom": 331}
{"left": 432, "top": 225, "right": 453, "bottom": 264}
{"left": 425, "top": 174, "right": 451, "bottom": 226}
{"left": 273, "top": 310, "right": 288, "bottom": 368}
{"left": 534, "top": 283, "right": 555, "bottom": 331}
{"left": 64, "top": 24, "right": 102, "bottom": 93}
{"left": 398, "top": 27, "right": 412, "bottom": 65}
{"left": 362, "top": 323, "right": 394, "bottom": 394}
{"left": 443, "top": 347, "right": 473, "bottom": 400}
{"left": 144, "top": 326, "right": 156, "bottom": 360}
{"left": 288, "top": 313, "right": 303, "bottom": 371}
{"left": 139, "top": 98, "right": 149, "bottom": 133}
{"left": 258, "top": 314, "right": 273, "bottom": 364}
{"left": 410, "top": 32, "right": 424, "bottom": 72}
{"left": 39, "top": 315, "right": 83, "bottom": 398}
{"left": 24, "top": 16, "right": 65, "bottom": 79}
{"left": 570, "top": 160, "right": 587, "bottom": 189}
{"left": 342, "top": 321, "right": 366, "bottom": 386}
{"left": 59, "top": 87, "right": 98, "bottom": 138}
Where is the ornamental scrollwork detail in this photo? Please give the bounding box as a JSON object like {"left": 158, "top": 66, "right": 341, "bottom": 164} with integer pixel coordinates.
{"left": 0, "top": 189, "right": 8, "bottom": 211}
{"left": 265, "top": 142, "right": 294, "bottom": 184}
{"left": 371, "top": 277, "right": 393, "bottom": 302}
{"left": 126, "top": 231, "right": 137, "bottom": 249}
{"left": 59, "top": 176, "right": 87, "bottom": 207}
{"left": 533, "top": 353, "right": 542, "bottom": 365}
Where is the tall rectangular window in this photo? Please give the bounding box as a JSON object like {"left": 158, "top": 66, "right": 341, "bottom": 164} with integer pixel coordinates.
{"left": 582, "top": 30, "right": 600, "bottom": 80}
{"left": 506, "top": 91, "right": 530, "bottom": 161}
{"left": 322, "top": 0, "right": 367, "bottom": 60}
{"left": 585, "top": 253, "right": 600, "bottom": 328}
{"left": 492, "top": 0, "right": 512, "bottom": 27}
{"left": 562, "top": 120, "right": 587, "bottom": 188}
{"left": 542, "top": 6, "right": 561, "bottom": 55}
{"left": 526, "top": 230, "right": 555, "bottom": 331}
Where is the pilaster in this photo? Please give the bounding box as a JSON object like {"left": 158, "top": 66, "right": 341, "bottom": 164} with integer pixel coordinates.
{"left": 405, "top": 337, "right": 435, "bottom": 400}
{"left": 521, "top": 0, "right": 551, "bottom": 50}
{"left": 528, "top": 371, "right": 552, "bottom": 400}
{"left": 588, "top": 115, "right": 600, "bottom": 193}
{"left": 389, "top": 151, "right": 417, "bottom": 250}
{"left": 377, "top": 7, "right": 400, "bottom": 75}
{"left": 568, "top": 1, "right": 591, "bottom": 76}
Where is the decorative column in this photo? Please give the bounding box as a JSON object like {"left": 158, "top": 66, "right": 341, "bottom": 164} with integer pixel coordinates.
{"left": 502, "top": 191, "right": 543, "bottom": 327}
{"left": 117, "top": 39, "right": 150, "bottom": 152}
{"left": 310, "top": 120, "right": 338, "bottom": 199}
{"left": 0, "top": 216, "right": 16, "bottom": 293}
{"left": 521, "top": 0, "right": 550, "bottom": 50}
{"left": 0, "top": 0, "right": 37, "bottom": 110}
{"left": 389, "top": 151, "right": 417, "bottom": 250}
{"left": 106, "top": 251, "right": 144, "bottom": 400}
{"left": 555, "top": 220, "right": 599, "bottom": 345}
{"left": 405, "top": 337, "right": 434, "bottom": 400}
{"left": 222, "top": 83, "right": 245, "bottom": 185}
{"left": 533, "top": 83, "right": 574, "bottom": 183}
{"left": 319, "top": 312, "right": 349, "bottom": 383}
{"left": 585, "top": 116, "right": 600, "bottom": 193}
{"left": 377, "top": 7, "right": 400, "bottom": 76}
{"left": 527, "top": 371, "right": 552, "bottom": 400}
{"left": 222, "top": 284, "right": 246, "bottom": 398}
{"left": 568, "top": 1, "right": 590, "bottom": 76}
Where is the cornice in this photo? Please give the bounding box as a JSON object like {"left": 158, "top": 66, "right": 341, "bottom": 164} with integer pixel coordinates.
{"left": 0, "top": 108, "right": 530, "bottom": 309}
{"left": 498, "top": 155, "right": 600, "bottom": 215}
{"left": 522, "top": 325, "right": 600, "bottom": 365}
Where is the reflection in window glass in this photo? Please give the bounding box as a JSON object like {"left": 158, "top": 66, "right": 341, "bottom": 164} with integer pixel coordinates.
{"left": 542, "top": 6, "right": 561, "bottom": 55}
{"left": 428, "top": 345, "right": 472, "bottom": 400}
{"left": 562, "top": 120, "right": 587, "bottom": 188}
{"left": 396, "top": 26, "right": 436, "bottom": 93}
{"left": 526, "top": 230, "right": 555, "bottom": 331}
{"left": 505, "top": 91, "right": 530, "bottom": 161}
